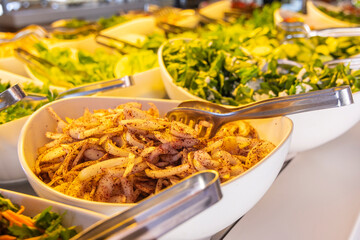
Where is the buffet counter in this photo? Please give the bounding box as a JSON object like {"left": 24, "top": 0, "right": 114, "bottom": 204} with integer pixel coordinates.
{"left": 224, "top": 121, "right": 360, "bottom": 240}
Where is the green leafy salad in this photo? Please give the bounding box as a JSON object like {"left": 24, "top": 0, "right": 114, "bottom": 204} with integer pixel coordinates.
{"left": 0, "top": 81, "right": 55, "bottom": 125}
{"left": 162, "top": 3, "right": 360, "bottom": 106}
{"left": 0, "top": 193, "right": 77, "bottom": 239}
{"left": 29, "top": 35, "right": 162, "bottom": 88}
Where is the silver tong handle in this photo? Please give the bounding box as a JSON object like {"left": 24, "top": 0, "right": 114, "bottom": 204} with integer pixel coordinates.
{"left": 95, "top": 34, "right": 141, "bottom": 54}
{"left": 0, "top": 84, "right": 27, "bottom": 112}
{"left": 179, "top": 86, "right": 353, "bottom": 117}
{"left": 72, "top": 170, "right": 222, "bottom": 240}
{"left": 312, "top": 27, "right": 360, "bottom": 38}
{"left": 25, "top": 76, "right": 135, "bottom": 101}
{"left": 55, "top": 76, "right": 134, "bottom": 99}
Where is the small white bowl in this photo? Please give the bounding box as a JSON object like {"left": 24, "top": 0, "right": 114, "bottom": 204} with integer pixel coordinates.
{"left": 274, "top": 8, "right": 309, "bottom": 27}
{"left": 101, "top": 16, "right": 158, "bottom": 37}
{"left": 0, "top": 69, "right": 54, "bottom": 184}
{"left": 48, "top": 17, "right": 158, "bottom": 54}
{"left": 0, "top": 188, "right": 105, "bottom": 232}
{"left": 307, "top": 1, "right": 358, "bottom": 29}
{"left": 25, "top": 63, "right": 167, "bottom": 99}
{"left": 158, "top": 38, "right": 360, "bottom": 154}
{"left": 18, "top": 96, "right": 292, "bottom": 240}
{"left": 199, "top": 0, "right": 231, "bottom": 21}
{"left": 0, "top": 57, "right": 29, "bottom": 77}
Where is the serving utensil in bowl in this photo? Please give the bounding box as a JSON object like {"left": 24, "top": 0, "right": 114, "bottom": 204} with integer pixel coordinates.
{"left": 278, "top": 57, "right": 360, "bottom": 70}
{"left": 158, "top": 38, "right": 360, "bottom": 153}
{"left": 74, "top": 170, "right": 221, "bottom": 240}
{"left": 278, "top": 21, "right": 360, "bottom": 41}
{"left": 307, "top": 1, "right": 359, "bottom": 29}
{"left": 167, "top": 86, "right": 353, "bottom": 138}
{"left": 18, "top": 96, "right": 293, "bottom": 239}
{"left": 25, "top": 76, "right": 134, "bottom": 101}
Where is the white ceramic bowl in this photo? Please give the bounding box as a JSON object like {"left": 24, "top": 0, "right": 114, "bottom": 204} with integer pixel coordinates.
{"left": 274, "top": 8, "right": 309, "bottom": 26}
{"left": 25, "top": 19, "right": 167, "bottom": 99}
{"left": 25, "top": 64, "right": 167, "bottom": 99}
{"left": 158, "top": 39, "right": 360, "bottom": 154}
{"left": 0, "top": 188, "right": 105, "bottom": 232}
{"left": 18, "top": 96, "right": 293, "bottom": 240}
{"left": 48, "top": 17, "right": 158, "bottom": 54}
{"left": 0, "top": 69, "right": 56, "bottom": 184}
{"left": 0, "top": 57, "right": 29, "bottom": 77}
{"left": 307, "top": 1, "right": 358, "bottom": 29}
{"left": 198, "top": 0, "right": 231, "bottom": 20}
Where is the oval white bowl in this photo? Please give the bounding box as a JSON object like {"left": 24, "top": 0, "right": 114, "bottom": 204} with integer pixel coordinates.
{"left": 25, "top": 65, "right": 166, "bottom": 99}
{"left": 0, "top": 69, "right": 54, "bottom": 183}
{"left": 307, "top": 1, "right": 358, "bottom": 29}
{"left": 0, "top": 56, "right": 29, "bottom": 77}
{"left": 18, "top": 96, "right": 293, "bottom": 239}
{"left": 25, "top": 19, "right": 167, "bottom": 99}
{"left": 0, "top": 188, "right": 106, "bottom": 232}
{"left": 158, "top": 38, "right": 360, "bottom": 154}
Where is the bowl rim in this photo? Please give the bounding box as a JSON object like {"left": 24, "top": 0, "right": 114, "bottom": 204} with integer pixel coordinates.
{"left": 18, "top": 96, "right": 293, "bottom": 207}
{"left": 0, "top": 187, "right": 106, "bottom": 219}
{"left": 158, "top": 37, "right": 206, "bottom": 102}
{"left": 308, "top": 0, "right": 359, "bottom": 26}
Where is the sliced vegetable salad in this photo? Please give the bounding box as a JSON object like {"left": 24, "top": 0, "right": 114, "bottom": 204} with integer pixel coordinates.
{"left": 0, "top": 194, "right": 77, "bottom": 240}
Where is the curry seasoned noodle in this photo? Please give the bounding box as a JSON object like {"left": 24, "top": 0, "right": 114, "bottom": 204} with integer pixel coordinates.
{"left": 34, "top": 102, "right": 275, "bottom": 203}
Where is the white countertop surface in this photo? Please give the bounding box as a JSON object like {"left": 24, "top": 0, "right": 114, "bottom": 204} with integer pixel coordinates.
{"left": 224, "top": 121, "right": 360, "bottom": 240}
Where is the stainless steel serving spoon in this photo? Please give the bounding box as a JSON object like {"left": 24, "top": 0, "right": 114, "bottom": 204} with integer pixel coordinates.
{"left": 167, "top": 86, "right": 353, "bottom": 138}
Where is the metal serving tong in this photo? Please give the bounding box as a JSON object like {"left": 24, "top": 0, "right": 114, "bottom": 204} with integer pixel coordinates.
{"left": 26, "top": 76, "right": 134, "bottom": 101}
{"left": 0, "top": 84, "right": 27, "bottom": 112}
{"left": 95, "top": 34, "right": 142, "bottom": 54}
{"left": 278, "top": 21, "right": 360, "bottom": 41}
{"left": 14, "top": 47, "right": 89, "bottom": 88}
{"left": 265, "top": 58, "right": 360, "bottom": 72}
{"left": 15, "top": 47, "right": 89, "bottom": 78}
{"left": 0, "top": 25, "right": 48, "bottom": 44}
{"left": 0, "top": 24, "right": 100, "bottom": 44}
{"left": 14, "top": 47, "right": 135, "bottom": 98}
{"left": 167, "top": 86, "right": 353, "bottom": 138}
{"left": 72, "top": 170, "right": 222, "bottom": 240}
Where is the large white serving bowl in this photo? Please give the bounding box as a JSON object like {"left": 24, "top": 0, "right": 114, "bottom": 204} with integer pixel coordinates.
{"left": 0, "top": 57, "right": 29, "bottom": 77}
{"left": 198, "top": 0, "right": 231, "bottom": 20}
{"left": 25, "top": 20, "right": 167, "bottom": 99}
{"left": 274, "top": 8, "right": 310, "bottom": 27}
{"left": 158, "top": 39, "right": 360, "bottom": 154}
{"left": 25, "top": 64, "right": 167, "bottom": 99}
{"left": 18, "top": 96, "right": 293, "bottom": 240}
{"left": 307, "top": 1, "right": 358, "bottom": 29}
{"left": 48, "top": 17, "right": 158, "bottom": 53}
{"left": 0, "top": 69, "right": 59, "bottom": 184}
{"left": 274, "top": 2, "right": 356, "bottom": 30}
{"left": 0, "top": 188, "right": 106, "bottom": 232}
